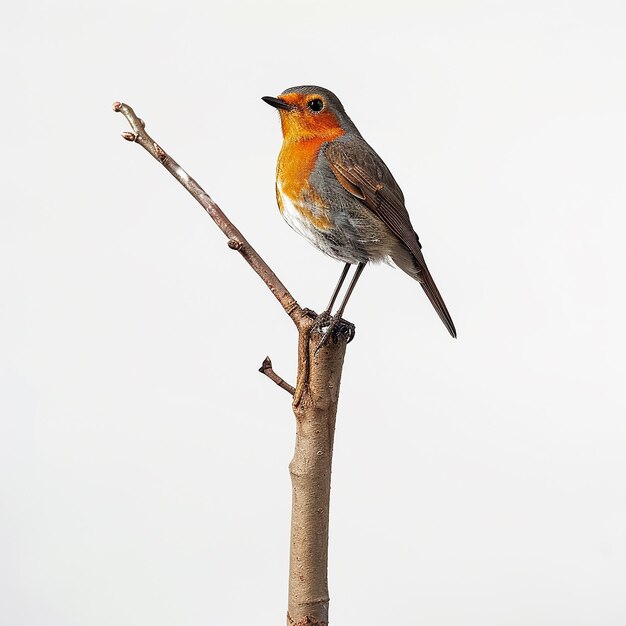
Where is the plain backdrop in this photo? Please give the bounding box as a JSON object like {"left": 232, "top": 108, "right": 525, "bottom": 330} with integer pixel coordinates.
{"left": 1, "top": 1, "right": 625, "bottom": 624}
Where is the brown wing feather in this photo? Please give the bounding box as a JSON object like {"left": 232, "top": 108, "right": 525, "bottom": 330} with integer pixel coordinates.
{"left": 325, "top": 140, "right": 420, "bottom": 255}
{"left": 324, "top": 138, "right": 456, "bottom": 338}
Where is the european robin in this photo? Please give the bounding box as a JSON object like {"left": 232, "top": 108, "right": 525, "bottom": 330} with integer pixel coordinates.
{"left": 262, "top": 85, "right": 456, "bottom": 339}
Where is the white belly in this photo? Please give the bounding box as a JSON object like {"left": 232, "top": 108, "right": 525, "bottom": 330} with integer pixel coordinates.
{"left": 277, "top": 182, "right": 324, "bottom": 249}
{"left": 275, "top": 181, "right": 377, "bottom": 265}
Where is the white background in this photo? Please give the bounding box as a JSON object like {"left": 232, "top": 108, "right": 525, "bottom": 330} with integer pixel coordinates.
{"left": 1, "top": 1, "right": 625, "bottom": 624}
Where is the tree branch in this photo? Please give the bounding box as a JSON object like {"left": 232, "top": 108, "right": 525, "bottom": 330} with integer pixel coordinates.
{"left": 112, "top": 101, "right": 303, "bottom": 326}
{"left": 114, "top": 102, "right": 351, "bottom": 626}
{"left": 259, "top": 356, "right": 296, "bottom": 395}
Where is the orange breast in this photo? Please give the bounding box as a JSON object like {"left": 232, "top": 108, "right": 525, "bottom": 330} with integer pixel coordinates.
{"left": 277, "top": 137, "right": 339, "bottom": 230}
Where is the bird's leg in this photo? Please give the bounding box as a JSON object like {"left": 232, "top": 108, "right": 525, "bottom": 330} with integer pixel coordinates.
{"left": 334, "top": 262, "right": 366, "bottom": 320}
{"left": 315, "top": 262, "right": 365, "bottom": 353}
{"left": 325, "top": 263, "right": 352, "bottom": 315}
{"left": 312, "top": 263, "right": 351, "bottom": 329}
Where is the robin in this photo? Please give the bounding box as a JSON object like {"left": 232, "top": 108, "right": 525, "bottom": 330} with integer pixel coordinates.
{"left": 262, "top": 85, "right": 456, "bottom": 341}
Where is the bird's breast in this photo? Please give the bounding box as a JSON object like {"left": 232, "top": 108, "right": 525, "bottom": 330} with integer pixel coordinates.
{"left": 275, "top": 135, "right": 390, "bottom": 265}
{"left": 276, "top": 138, "right": 335, "bottom": 231}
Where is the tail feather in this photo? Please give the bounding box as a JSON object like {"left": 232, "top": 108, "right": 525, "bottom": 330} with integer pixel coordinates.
{"left": 389, "top": 244, "right": 457, "bottom": 338}
{"left": 419, "top": 267, "right": 457, "bottom": 338}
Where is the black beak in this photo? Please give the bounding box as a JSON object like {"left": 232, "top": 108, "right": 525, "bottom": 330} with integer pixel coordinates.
{"left": 262, "top": 96, "right": 293, "bottom": 111}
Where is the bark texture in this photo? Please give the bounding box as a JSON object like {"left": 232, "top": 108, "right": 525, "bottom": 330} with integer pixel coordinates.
{"left": 288, "top": 318, "right": 348, "bottom": 626}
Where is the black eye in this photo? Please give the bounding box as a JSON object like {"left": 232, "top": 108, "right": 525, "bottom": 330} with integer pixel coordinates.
{"left": 307, "top": 98, "right": 324, "bottom": 112}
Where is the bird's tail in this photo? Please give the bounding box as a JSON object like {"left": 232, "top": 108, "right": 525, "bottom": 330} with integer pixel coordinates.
{"left": 419, "top": 266, "right": 457, "bottom": 338}
{"left": 390, "top": 245, "right": 457, "bottom": 338}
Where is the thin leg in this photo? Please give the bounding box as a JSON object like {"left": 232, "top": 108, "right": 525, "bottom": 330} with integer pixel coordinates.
{"left": 315, "top": 262, "right": 366, "bottom": 353}
{"left": 324, "top": 263, "right": 351, "bottom": 314}
{"left": 333, "top": 262, "right": 365, "bottom": 320}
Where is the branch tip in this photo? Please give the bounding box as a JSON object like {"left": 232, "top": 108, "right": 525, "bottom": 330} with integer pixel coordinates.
{"left": 112, "top": 101, "right": 122, "bottom": 112}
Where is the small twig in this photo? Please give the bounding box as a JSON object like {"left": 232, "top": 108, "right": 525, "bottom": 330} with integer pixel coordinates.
{"left": 113, "top": 101, "right": 304, "bottom": 327}
{"left": 259, "top": 356, "right": 295, "bottom": 396}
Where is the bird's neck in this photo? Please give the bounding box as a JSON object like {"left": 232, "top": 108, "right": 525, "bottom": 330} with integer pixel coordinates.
{"left": 279, "top": 110, "right": 346, "bottom": 143}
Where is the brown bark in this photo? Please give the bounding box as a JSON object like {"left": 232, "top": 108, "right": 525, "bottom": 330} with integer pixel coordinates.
{"left": 114, "top": 103, "right": 350, "bottom": 625}
{"left": 288, "top": 316, "right": 347, "bottom": 626}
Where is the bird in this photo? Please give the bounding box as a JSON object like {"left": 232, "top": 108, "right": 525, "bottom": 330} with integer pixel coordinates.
{"left": 262, "top": 85, "right": 456, "bottom": 341}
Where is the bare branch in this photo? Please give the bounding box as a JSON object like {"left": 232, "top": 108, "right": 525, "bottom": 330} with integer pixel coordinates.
{"left": 113, "top": 101, "right": 304, "bottom": 326}
{"left": 258, "top": 356, "right": 295, "bottom": 396}
{"left": 113, "top": 101, "right": 352, "bottom": 626}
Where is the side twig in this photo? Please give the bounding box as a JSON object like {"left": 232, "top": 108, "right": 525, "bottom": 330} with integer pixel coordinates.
{"left": 259, "top": 356, "right": 296, "bottom": 396}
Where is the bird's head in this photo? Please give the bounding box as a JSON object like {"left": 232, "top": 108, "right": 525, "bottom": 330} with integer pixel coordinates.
{"left": 262, "top": 85, "right": 358, "bottom": 142}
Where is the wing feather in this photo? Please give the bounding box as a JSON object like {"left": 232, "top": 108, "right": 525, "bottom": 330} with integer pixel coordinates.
{"left": 325, "top": 140, "right": 421, "bottom": 257}
{"left": 324, "top": 138, "right": 456, "bottom": 337}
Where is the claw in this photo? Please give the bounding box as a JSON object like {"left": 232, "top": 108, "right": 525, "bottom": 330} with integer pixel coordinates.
{"left": 313, "top": 315, "right": 355, "bottom": 355}
{"left": 311, "top": 309, "right": 332, "bottom": 332}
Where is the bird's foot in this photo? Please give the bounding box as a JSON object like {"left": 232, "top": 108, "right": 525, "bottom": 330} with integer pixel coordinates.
{"left": 313, "top": 314, "right": 356, "bottom": 355}
{"left": 311, "top": 309, "right": 332, "bottom": 332}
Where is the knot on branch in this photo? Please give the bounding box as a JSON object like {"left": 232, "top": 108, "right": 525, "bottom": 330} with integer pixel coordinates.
{"left": 227, "top": 238, "right": 243, "bottom": 251}
{"left": 154, "top": 143, "right": 167, "bottom": 162}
